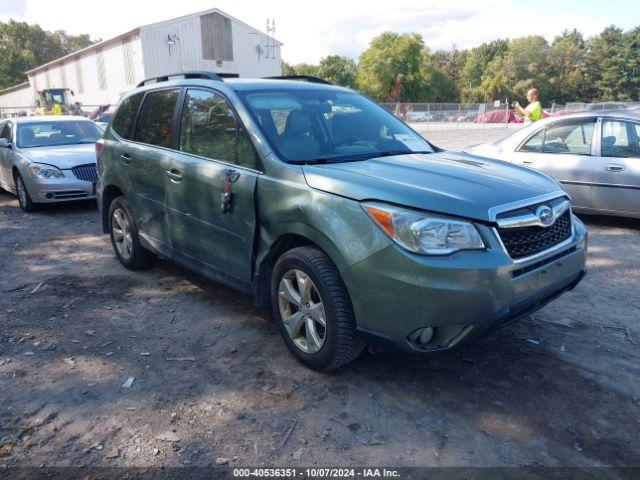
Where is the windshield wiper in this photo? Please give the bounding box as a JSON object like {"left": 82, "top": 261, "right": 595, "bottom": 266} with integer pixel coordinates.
{"left": 297, "top": 150, "right": 433, "bottom": 165}
{"left": 376, "top": 150, "right": 433, "bottom": 156}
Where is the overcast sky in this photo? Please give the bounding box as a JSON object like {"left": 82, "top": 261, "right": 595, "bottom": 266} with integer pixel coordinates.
{"left": 2, "top": 0, "right": 639, "bottom": 64}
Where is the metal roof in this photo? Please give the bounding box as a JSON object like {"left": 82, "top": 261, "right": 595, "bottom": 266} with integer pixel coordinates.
{"left": 0, "top": 82, "right": 31, "bottom": 95}
{"left": 25, "top": 28, "right": 141, "bottom": 75}
{"left": 24, "top": 7, "right": 282, "bottom": 76}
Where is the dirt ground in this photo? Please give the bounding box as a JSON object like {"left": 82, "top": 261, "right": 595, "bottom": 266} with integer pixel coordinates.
{"left": 1, "top": 128, "right": 639, "bottom": 470}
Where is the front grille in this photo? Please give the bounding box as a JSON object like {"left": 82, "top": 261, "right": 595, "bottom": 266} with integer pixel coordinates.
{"left": 512, "top": 246, "right": 577, "bottom": 278}
{"left": 498, "top": 210, "right": 572, "bottom": 259}
{"left": 72, "top": 164, "right": 98, "bottom": 183}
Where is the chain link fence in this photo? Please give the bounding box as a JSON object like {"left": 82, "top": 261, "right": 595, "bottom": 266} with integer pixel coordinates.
{"left": 3, "top": 101, "right": 640, "bottom": 125}
{"left": 381, "top": 101, "right": 640, "bottom": 129}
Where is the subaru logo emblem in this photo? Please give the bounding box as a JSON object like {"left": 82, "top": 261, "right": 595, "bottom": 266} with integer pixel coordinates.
{"left": 536, "top": 205, "right": 554, "bottom": 227}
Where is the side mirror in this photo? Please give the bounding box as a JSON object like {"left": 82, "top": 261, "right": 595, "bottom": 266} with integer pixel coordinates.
{"left": 0, "top": 138, "right": 12, "bottom": 149}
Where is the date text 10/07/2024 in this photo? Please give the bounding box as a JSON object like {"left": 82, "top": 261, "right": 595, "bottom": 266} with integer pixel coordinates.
{"left": 232, "top": 468, "right": 401, "bottom": 478}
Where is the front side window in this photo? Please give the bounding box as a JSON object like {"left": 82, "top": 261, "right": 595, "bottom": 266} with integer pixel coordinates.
{"left": 602, "top": 120, "right": 640, "bottom": 158}
{"left": 112, "top": 92, "right": 143, "bottom": 139}
{"left": 16, "top": 121, "right": 102, "bottom": 148}
{"left": 519, "top": 129, "right": 545, "bottom": 153}
{"left": 135, "top": 89, "right": 179, "bottom": 148}
{"left": 544, "top": 122, "right": 594, "bottom": 155}
{"left": 518, "top": 121, "right": 594, "bottom": 155}
{"left": 179, "top": 89, "right": 258, "bottom": 169}
{"left": 237, "top": 88, "right": 433, "bottom": 163}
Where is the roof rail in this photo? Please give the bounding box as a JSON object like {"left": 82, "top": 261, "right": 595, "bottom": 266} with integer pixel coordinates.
{"left": 136, "top": 71, "right": 223, "bottom": 88}
{"left": 263, "top": 75, "right": 332, "bottom": 85}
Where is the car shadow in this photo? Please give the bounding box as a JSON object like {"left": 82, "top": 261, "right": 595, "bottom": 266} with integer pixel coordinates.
{"left": 576, "top": 212, "right": 640, "bottom": 230}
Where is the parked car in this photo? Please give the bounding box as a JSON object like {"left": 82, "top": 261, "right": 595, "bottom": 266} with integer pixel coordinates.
{"left": 95, "top": 111, "right": 115, "bottom": 130}
{"left": 465, "top": 111, "right": 640, "bottom": 218}
{"left": 0, "top": 116, "right": 103, "bottom": 211}
{"left": 474, "top": 109, "right": 523, "bottom": 124}
{"left": 97, "top": 72, "right": 587, "bottom": 371}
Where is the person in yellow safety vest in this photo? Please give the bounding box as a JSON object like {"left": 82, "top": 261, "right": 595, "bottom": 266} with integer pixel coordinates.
{"left": 53, "top": 103, "right": 62, "bottom": 115}
{"left": 513, "top": 88, "right": 542, "bottom": 124}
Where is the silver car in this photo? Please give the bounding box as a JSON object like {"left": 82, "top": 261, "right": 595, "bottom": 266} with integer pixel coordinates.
{"left": 466, "top": 111, "right": 640, "bottom": 218}
{"left": 0, "top": 116, "right": 102, "bottom": 212}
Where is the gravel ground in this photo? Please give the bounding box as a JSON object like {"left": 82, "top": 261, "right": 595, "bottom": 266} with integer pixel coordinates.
{"left": 409, "top": 123, "right": 518, "bottom": 150}
{"left": 1, "top": 127, "right": 639, "bottom": 471}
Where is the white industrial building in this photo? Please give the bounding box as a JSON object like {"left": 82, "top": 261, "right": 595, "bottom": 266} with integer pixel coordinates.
{"left": 0, "top": 8, "right": 282, "bottom": 114}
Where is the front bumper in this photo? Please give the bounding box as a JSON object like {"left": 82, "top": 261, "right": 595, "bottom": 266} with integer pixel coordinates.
{"left": 24, "top": 170, "right": 96, "bottom": 203}
{"left": 345, "top": 216, "right": 588, "bottom": 353}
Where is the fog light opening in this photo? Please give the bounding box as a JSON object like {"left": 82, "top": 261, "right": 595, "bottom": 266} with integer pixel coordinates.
{"left": 408, "top": 327, "right": 435, "bottom": 348}
{"left": 45, "top": 193, "right": 54, "bottom": 199}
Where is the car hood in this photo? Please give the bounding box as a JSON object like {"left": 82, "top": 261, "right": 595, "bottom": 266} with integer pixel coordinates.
{"left": 464, "top": 144, "right": 508, "bottom": 159}
{"left": 302, "top": 151, "right": 563, "bottom": 222}
{"left": 18, "top": 144, "right": 96, "bottom": 169}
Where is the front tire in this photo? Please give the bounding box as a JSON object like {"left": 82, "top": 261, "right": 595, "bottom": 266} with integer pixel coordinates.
{"left": 271, "top": 247, "right": 364, "bottom": 371}
{"left": 14, "top": 173, "right": 37, "bottom": 212}
{"left": 108, "top": 195, "right": 155, "bottom": 270}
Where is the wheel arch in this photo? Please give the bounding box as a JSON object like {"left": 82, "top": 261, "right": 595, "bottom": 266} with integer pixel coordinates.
{"left": 253, "top": 229, "right": 347, "bottom": 309}
{"left": 100, "top": 185, "right": 125, "bottom": 233}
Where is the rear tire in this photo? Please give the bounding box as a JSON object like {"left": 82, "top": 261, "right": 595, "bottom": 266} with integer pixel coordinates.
{"left": 108, "top": 195, "right": 156, "bottom": 270}
{"left": 271, "top": 247, "right": 364, "bottom": 371}
{"left": 14, "top": 172, "right": 37, "bottom": 212}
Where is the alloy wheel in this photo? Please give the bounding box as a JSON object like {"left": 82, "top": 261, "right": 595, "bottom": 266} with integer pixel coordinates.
{"left": 16, "top": 177, "right": 27, "bottom": 208}
{"left": 278, "top": 269, "right": 327, "bottom": 354}
{"left": 112, "top": 208, "right": 133, "bottom": 260}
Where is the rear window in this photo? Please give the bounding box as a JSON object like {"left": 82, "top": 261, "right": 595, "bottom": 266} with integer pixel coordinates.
{"left": 135, "top": 89, "right": 180, "bottom": 148}
{"left": 111, "top": 92, "right": 143, "bottom": 139}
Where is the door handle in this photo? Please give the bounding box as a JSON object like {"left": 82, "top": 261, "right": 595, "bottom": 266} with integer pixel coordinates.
{"left": 121, "top": 154, "right": 132, "bottom": 165}
{"left": 221, "top": 169, "right": 241, "bottom": 214}
{"left": 166, "top": 169, "right": 183, "bottom": 182}
{"left": 604, "top": 163, "right": 625, "bottom": 172}
{"left": 522, "top": 159, "right": 535, "bottom": 164}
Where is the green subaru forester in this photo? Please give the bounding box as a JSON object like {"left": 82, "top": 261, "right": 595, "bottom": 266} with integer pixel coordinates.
{"left": 97, "top": 72, "right": 587, "bottom": 371}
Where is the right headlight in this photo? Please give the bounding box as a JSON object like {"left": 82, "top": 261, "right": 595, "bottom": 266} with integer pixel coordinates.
{"left": 363, "top": 202, "right": 485, "bottom": 255}
{"left": 26, "top": 163, "right": 64, "bottom": 179}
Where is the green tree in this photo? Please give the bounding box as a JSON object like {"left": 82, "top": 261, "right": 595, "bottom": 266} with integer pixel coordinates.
{"left": 477, "top": 36, "right": 551, "bottom": 103}
{"left": 289, "top": 63, "right": 319, "bottom": 77}
{"left": 587, "top": 25, "right": 640, "bottom": 101}
{"left": 317, "top": 55, "right": 357, "bottom": 88}
{"left": 280, "top": 60, "right": 296, "bottom": 76}
{"left": 432, "top": 47, "right": 467, "bottom": 93}
{"left": 356, "top": 32, "right": 426, "bottom": 102}
{"left": 0, "top": 20, "right": 95, "bottom": 89}
{"left": 547, "top": 30, "right": 589, "bottom": 103}
{"left": 422, "top": 50, "right": 459, "bottom": 102}
{"left": 460, "top": 39, "right": 508, "bottom": 101}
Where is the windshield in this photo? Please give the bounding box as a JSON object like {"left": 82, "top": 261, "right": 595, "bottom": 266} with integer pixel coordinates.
{"left": 237, "top": 88, "right": 433, "bottom": 163}
{"left": 17, "top": 121, "right": 102, "bottom": 148}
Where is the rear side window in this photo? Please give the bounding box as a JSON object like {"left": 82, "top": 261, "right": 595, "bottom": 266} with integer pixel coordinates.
{"left": 602, "top": 120, "right": 640, "bottom": 158}
{"left": 179, "top": 89, "right": 258, "bottom": 169}
{"left": 135, "top": 89, "right": 180, "bottom": 148}
{"left": 0, "top": 123, "right": 12, "bottom": 142}
{"left": 111, "top": 92, "right": 143, "bottom": 140}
